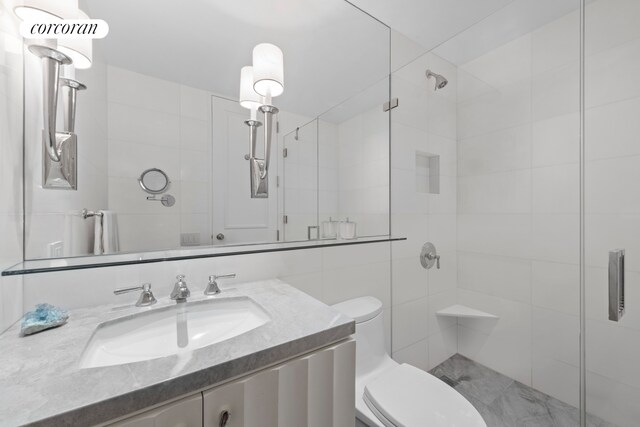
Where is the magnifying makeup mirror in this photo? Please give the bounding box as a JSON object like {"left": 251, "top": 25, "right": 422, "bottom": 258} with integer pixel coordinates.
{"left": 138, "top": 168, "right": 170, "bottom": 194}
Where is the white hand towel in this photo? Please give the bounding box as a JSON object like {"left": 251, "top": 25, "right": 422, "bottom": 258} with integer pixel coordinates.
{"left": 64, "top": 212, "right": 93, "bottom": 256}
{"left": 93, "top": 210, "right": 120, "bottom": 255}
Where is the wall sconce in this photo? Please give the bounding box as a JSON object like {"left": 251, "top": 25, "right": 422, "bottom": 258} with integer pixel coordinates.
{"left": 57, "top": 10, "right": 93, "bottom": 69}
{"left": 239, "top": 43, "right": 284, "bottom": 198}
{"left": 16, "top": 1, "right": 90, "bottom": 190}
{"left": 13, "top": 0, "right": 78, "bottom": 21}
{"left": 239, "top": 66, "right": 266, "bottom": 198}
{"left": 28, "top": 44, "right": 86, "bottom": 190}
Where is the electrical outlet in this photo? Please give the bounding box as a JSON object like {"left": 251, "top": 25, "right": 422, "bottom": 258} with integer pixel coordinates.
{"left": 180, "top": 233, "right": 201, "bottom": 246}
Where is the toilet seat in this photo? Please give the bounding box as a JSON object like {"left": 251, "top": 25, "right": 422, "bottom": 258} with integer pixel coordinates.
{"left": 363, "top": 364, "right": 486, "bottom": 427}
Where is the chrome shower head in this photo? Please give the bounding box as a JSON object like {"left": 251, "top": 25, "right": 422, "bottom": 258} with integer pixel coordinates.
{"left": 426, "top": 69, "right": 448, "bottom": 91}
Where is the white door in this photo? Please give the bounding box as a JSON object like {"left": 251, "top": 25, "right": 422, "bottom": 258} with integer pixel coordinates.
{"left": 211, "top": 96, "right": 278, "bottom": 245}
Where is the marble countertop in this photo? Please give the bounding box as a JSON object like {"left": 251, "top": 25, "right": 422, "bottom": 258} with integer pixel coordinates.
{"left": 0, "top": 280, "right": 354, "bottom": 427}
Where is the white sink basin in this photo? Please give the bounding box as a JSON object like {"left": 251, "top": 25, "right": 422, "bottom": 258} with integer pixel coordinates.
{"left": 79, "top": 297, "right": 270, "bottom": 369}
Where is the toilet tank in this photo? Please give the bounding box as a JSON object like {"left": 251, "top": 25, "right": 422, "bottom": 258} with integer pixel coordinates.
{"left": 332, "top": 297, "right": 391, "bottom": 377}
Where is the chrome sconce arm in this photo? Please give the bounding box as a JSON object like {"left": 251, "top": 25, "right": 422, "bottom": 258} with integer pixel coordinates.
{"left": 28, "top": 44, "right": 87, "bottom": 190}
{"left": 245, "top": 119, "right": 262, "bottom": 160}
{"left": 29, "top": 45, "right": 71, "bottom": 162}
{"left": 259, "top": 104, "right": 278, "bottom": 179}
{"left": 247, "top": 105, "right": 278, "bottom": 199}
{"left": 59, "top": 77, "right": 87, "bottom": 133}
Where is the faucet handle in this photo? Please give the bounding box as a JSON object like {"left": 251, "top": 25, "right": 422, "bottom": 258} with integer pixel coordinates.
{"left": 114, "top": 283, "right": 157, "bottom": 307}
{"left": 211, "top": 273, "right": 236, "bottom": 281}
{"left": 176, "top": 274, "right": 186, "bottom": 283}
{"left": 205, "top": 273, "right": 236, "bottom": 296}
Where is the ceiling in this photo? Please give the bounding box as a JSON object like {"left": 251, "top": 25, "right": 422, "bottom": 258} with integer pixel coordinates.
{"left": 84, "top": 0, "right": 390, "bottom": 120}
{"left": 347, "top": 0, "right": 516, "bottom": 55}
{"left": 348, "top": 0, "right": 583, "bottom": 65}
{"left": 82, "top": 0, "right": 584, "bottom": 122}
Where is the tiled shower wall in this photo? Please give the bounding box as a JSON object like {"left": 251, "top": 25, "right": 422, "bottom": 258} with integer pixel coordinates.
{"left": 389, "top": 32, "right": 459, "bottom": 370}
{"left": 454, "top": 0, "right": 640, "bottom": 424}
{"left": 0, "top": 0, "right": 24, "bottom": 332}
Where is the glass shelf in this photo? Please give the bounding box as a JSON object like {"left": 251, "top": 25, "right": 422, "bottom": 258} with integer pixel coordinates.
{"left": 3, "top": 236, "right": 406, "bottom": 276}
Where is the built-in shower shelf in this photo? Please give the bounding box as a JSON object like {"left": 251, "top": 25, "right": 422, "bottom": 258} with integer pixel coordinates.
{"left": 436, "top": 304, "right": 498, "bottom": 319}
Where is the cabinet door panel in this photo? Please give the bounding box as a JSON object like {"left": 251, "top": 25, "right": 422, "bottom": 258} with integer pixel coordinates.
{"left": 108, "top": 394, "right": 202, "bottom": 427}
{"left": 276, "top": 358, "right": 309, "bottom": 427}
{"left": 203, "top": 379, "right": 245, "bottom": 427}
{"left": 203, "top": 338, "right": 355, "bottom": 427}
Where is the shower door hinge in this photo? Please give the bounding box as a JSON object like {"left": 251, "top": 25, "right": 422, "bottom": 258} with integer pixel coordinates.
{"left": 277, "top": 176, "right": 280, "bottom": 187}
{"left": 283, "top": 148, "right": 288, "bottom": 158}
{"left": 276, "top": 121, "right": 280, "bottom": 133}
{"left": 283, "top": 215, "right": 288, "bottom": 224}
{"left": 277, "top": 229, "right": 280, "bottom": 241}
{"left": 383, "top": 98, "right": 399, "bottom": 112}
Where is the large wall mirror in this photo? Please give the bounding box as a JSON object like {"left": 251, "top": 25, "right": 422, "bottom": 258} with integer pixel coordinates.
{"left": 22, "top": 0, "right": 390, "bottom": 264}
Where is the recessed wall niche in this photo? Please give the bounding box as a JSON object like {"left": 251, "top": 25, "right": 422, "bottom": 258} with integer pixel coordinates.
{"left": 415, "top": 152, "right": 439, "bottom": 194}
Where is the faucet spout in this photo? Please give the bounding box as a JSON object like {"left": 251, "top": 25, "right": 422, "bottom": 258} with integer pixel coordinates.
{"left": 170, "top": 275, "right": 191, "bottom": 303}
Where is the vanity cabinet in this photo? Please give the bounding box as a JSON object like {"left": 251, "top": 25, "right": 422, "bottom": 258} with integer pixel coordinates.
{"left": 108, "top": 339, "right": 355, "bottom": 427}
{"left": 107, "top": 394, "right": 202, "bottom": 427}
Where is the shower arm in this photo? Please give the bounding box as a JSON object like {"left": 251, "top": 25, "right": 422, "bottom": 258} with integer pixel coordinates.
{"left": 28, "top": 45, "right": 72, "bottom": 162}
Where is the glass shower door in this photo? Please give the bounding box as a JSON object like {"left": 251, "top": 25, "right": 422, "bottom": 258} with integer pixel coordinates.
{"left": 281, "top": 119, "right": 318, "bottom": 242}
{"left": 584, "top": 0, "right": 640, "bottom": 426}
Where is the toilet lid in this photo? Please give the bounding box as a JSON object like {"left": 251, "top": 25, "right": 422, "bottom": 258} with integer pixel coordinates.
{"left": 363, "top": 364, "right": 487, "bottom": 427}
{"left": 331, "top": 296, "right": 383, "bottom": 323}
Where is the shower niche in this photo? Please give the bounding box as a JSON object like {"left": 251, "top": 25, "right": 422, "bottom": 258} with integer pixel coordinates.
{"left": 415, "top": 152, "right": 440, "bottom": 194}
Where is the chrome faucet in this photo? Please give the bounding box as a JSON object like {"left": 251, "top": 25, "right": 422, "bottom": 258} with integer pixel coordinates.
{"left": 170, "top": 275, "right": 191, "bottom": 303}
{"left": 114, "top": 283, "right": 157, "bottom": 307}
{"left": 205, "top": 273, "right": 236, "bottom": 296}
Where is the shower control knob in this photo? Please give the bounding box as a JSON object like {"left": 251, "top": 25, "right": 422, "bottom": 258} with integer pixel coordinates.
{"left": 420, "top": 242, "right": 441, "bottom": 270}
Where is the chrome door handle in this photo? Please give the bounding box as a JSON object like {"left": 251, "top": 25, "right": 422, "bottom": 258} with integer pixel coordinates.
{"left": 609, "top": 249, "right": 625, "bottom": 321}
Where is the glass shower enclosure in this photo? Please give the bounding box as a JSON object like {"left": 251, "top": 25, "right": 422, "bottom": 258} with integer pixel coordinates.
{"left": 389, "top": 0, "right": 638, "bottom": 425}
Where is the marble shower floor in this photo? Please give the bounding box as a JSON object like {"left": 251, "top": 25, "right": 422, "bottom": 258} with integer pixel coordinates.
{"left": 429, "top": 354, "right": 616, "bottom": 427}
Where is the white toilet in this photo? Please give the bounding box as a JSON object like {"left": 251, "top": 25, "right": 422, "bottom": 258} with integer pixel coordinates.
{"left": 332, "top": 296, "right": 487, "bottom": 427}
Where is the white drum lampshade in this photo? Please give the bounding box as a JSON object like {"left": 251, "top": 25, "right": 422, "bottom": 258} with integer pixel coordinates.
{"left": 57, "top": 9, "right": 93, "bottom": 69}
{"left": 239, "top": 66, "right": 263, "bottom": 110}
{"left": 14, "top": 0, "right": 78, "bottom": 21}
{"left": 252, "top": 43, "right": 284, "bottom": 99}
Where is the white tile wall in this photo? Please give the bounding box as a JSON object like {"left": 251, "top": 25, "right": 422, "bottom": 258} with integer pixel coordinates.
{"left": 453, "top": 0, "right": 583, "bottom": 406}
{"left": 23, "top": 37, "right": 109, "bottom": 259}
{"left": 106, "top": 66, "right": 213, "bottom": 251}
{"left": 452, "top": 0, "right": 640, "bottom": 425}
{"left": 336, "top": 102, "right": 390, "bottom": 238}
{"left": 22, "top": 242, "right": 392, "bottom": 351}
{"left": 390, "top": 49, "right": 458, "bottom": 369}
{"left": 0, "top": 1, "right": 24, "bottom": 332}
{"left": 582, "top": 0, "right": 640, "bottom": 423}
